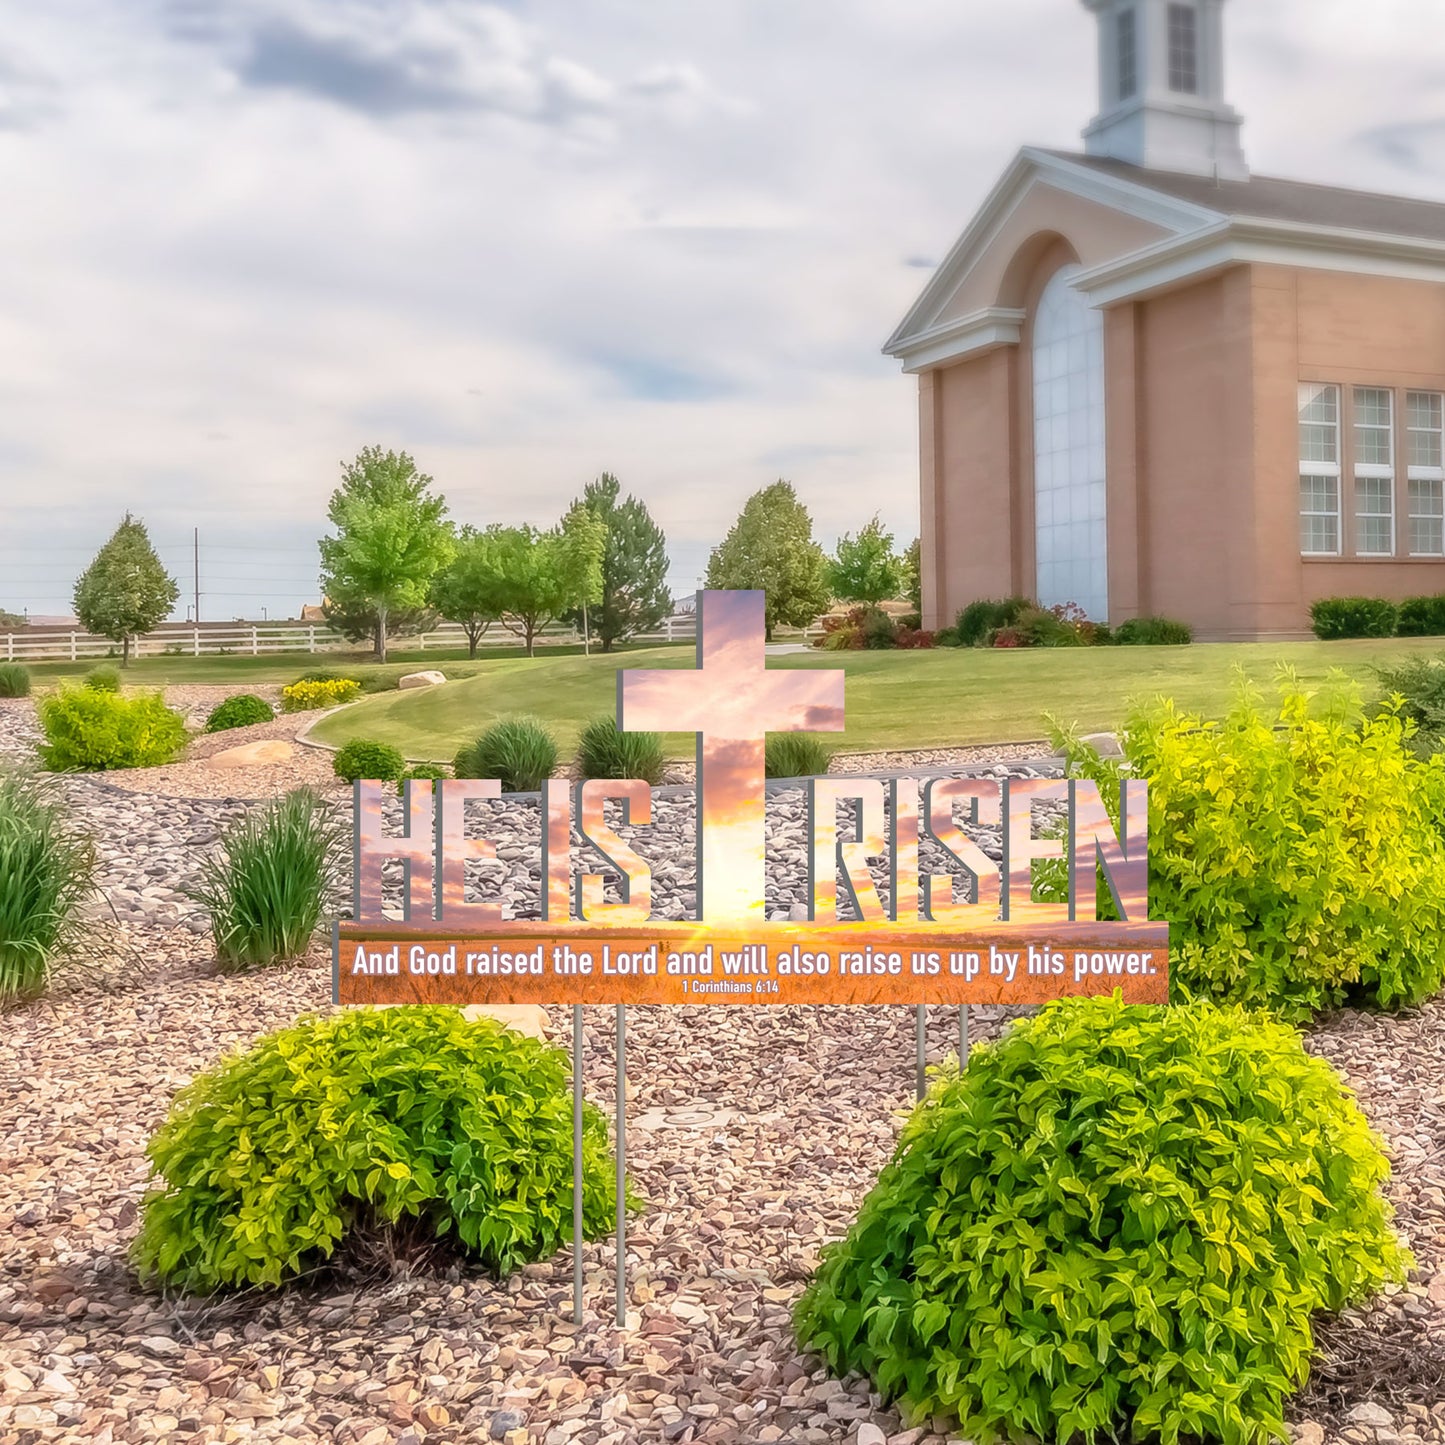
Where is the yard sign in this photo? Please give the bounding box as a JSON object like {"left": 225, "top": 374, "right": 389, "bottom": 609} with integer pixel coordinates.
{"left": 334, "top": 590, "right": 1168, "bottom": 1323}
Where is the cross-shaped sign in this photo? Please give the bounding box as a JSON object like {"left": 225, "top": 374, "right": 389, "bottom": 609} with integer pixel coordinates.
{"left": 619, "top": 590, "right": 846, "bottom": 922}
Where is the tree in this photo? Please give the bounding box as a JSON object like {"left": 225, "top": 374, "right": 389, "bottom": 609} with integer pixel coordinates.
{"left": 318, "top": 447, "right": 454, "bottom": 662}
{"left": 570, "top": 474, "right": 672, "bottom": 652}
{"left": 902, "top": 536, "right": 922, "bottom": 613}
{"left": 704, "top": 481, "right": 831, "bottom": 640}
{"left": 430, "top": 527, "right": 509, "bottom": 658}
{"left": 72, "top": 514, "right": 180, "bottom": 666}
{"left": 322, "top": 596, "right": 438, "bottom": 657}
{"left": 827, "top": 515, "right": 906, "bottom": 606}
{"left": 481, "top": 508, "right": 607, "bottom": 657}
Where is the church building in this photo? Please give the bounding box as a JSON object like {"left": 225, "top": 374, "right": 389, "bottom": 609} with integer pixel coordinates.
{"left": 889, "top": 0, "right": 1445, "bottom": 639}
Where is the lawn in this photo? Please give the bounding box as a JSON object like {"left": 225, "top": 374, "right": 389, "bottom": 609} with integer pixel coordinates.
{"left": 304, "top": 637, "right": 1438, "bottom": 761}
{"left": 18, "top": 639, "right": 684, "bottom": 690}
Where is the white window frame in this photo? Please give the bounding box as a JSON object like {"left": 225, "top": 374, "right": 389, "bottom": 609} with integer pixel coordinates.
{"left": 1299, "top": 383, "right": 1341, "bottom": 558}
{"left": 1117, "top": 8, "right": 1137, "bottom": 101}
{"left": 1353, "top": 387, "right": 1395, "bottom": 557}
{"left": 1167, "top": 3, "right": 1199, "bottom": 95}
{"left": 1407, "top": 390, "right": 1445, "bottom": 557}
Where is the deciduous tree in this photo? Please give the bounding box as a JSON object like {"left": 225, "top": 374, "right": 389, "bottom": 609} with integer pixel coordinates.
{"left": 72, "top": 514, "right": 180, "bottom": 666}
{"left": 318, "top": 447, "right": 454, "bottom": 663}
{"left": 828, "top": 516, "right": 906, "bottom": 607}
{"left": 704, "top": 481, "right": 830, "bottom": 640}
{"left": 430, "top": 527, "right": 509, "bottom": 658}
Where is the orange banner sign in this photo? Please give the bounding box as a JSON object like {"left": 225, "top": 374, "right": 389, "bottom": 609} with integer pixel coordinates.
{"left": 333, "top": 920, "right": 1169, "bottom": 1007}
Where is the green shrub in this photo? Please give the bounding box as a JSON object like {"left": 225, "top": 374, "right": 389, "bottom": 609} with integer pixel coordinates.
{"left": 37, "top": 687, "right": 187, "bottom": 771}
{"left": 796, "top": 996, "right": 1408, "bottom": 1445}
{"left": 860, "top": 608, "right": 898, "bottom": 650}
{"left": 204, "top": 694, "right": 274, "bottom": 733}
{"left": 0, "top": 663, "right": 30, "bottom": 698}
{"left": 0, "top": 773, "right": 96, "bottom": 1006}
{"left": 933, "top": 626, "right": 963, "bottom": 648}
{"left": 765, "top": 734, "right": 834, "bottom": 779}
{"left": 1395, "top": 594, "right": 1445, "bottom": 637}
{"left": 1309, "top": 595, "right": 1397, "bottom": 640}
{"left": 1048, "top": 673, "right": 1445, "bottom": 1019}
{"left": 333, "top": 739, "right": 407, "bottom": 786}
{"left": 132, "top": 1007, "right": 624, "bottom": 1292}
{"left": 1373, "top": 655, "right": 1445, "bottom": 757}
{"left": 280, "top": 678, "right": 361, "bottom": 712}
{"left": 956, "top": 596, "right": 1030, "bottom": 647}
{"left": 1113, "top": 615, "right": 1193, "bottom": 645}
{"left": 457, "top": 718, "right": 558, "bottom": 792}
{"left": 402, "top": 765, "right": 449, "bottom": 789}
{"left": 83, "top": 664, "right": 122, "bottom": 693}
{"left": 576, "top": 716, "right": 666, "bottom": 785}
{"left": 1010, "top": 604, "right": 1084, "bottom": 647}
{"left": 186, "top": 789, "right": 345, "bottom": 972}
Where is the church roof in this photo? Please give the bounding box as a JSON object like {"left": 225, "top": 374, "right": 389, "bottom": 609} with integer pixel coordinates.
{"left": 886, "top": 146, "right": 1445, "bottom": 371}
{"left": 1043, "top": 150, "right": 1445, "bottom": 245}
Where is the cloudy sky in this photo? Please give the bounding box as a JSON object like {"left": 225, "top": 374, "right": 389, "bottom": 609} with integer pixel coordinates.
{"left": 2, "top": 0, "right": 1443, "bottom": 621}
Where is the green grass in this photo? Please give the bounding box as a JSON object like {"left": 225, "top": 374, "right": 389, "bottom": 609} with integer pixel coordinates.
{"left": 305, "top": 638, "right": 1438, "bottom": 760}
{"left": 19, "top": 639, "right": 683, "bottom": 691}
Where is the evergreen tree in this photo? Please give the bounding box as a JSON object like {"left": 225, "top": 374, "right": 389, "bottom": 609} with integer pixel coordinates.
{"left": 571, "top": 474, "right": 672, "bottom": 652}
{"left": 72, "top": 514, "right": 180, "bottom": 666}
{"left": 704, "top": 481, "right": 831, "bottom": 640}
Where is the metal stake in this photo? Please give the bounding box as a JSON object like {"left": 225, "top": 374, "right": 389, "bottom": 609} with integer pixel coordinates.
{"left": 915, "top": 1004, "right": 927, "bottom": 1102}
{"left": 572, "top": 1004, "right": 584, "bottom": 1327}
{"left": 959, "top": 1004, "right": 970, "bottom": 1065}
{"left": 615, "top": 1003, "right": 627, "bottom": 1328}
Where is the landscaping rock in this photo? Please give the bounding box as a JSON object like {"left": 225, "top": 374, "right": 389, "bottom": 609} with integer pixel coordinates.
{"left": 462, "top": 1004, "right": 552, "bottom": 1039}
{"left": 1078, "top": 731, "right": 1124, "bottom": 759}
{"left": 208, "top": 739, "right": 297, "bottom": 768}
{"left": 399, "top": 670, "right": 447, "bottom": 689}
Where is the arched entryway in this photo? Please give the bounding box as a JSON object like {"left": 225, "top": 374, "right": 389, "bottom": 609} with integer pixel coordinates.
{"left": 1032, "top": 266, "right": 1107, "bottom": 621}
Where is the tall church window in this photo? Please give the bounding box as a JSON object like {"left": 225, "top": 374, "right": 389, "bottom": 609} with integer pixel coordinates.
{"left": 1353, "top": 388, "right": 1395, "bottom": 556}
{"left": 1407, "top": 391, "right": 1445, "bottom": 556}
{"left": 1117, "top": 9, "right": 1137, "bottom": 101}
{"left": 1033, "top": 268, "right": 1107, "bottom": 621}
{"left": 1167, "top": 4, "right": 1199, "bottom": 94}
{"left": 1299, "top": 384, "right": 1341, "bottom": 556}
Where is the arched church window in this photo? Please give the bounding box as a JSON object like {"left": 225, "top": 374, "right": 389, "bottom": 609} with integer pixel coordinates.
{"left": 1032, "top": 267, "right": 1108, "bottom": 622}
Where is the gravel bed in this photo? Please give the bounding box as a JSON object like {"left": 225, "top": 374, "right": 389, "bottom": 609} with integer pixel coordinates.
{"left": 2, "top": 699, "right": 1444, "bottom": 1444}
{"left": 2, "top": 945, "right": 1443, "bottom": 1445}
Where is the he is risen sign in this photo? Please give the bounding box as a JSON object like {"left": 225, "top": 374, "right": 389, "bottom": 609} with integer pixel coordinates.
{"left": 335, "top": 590, "right": 1168, "bottom": 1008}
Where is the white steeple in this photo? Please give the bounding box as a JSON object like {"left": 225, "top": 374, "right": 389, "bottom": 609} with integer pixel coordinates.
{"left": 1080, "top": 0, "right": 1248, "bottom": 180}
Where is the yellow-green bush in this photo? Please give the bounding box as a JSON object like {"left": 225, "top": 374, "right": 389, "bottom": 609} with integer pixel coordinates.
{"left": 280, "top": 677, "right": 360, "bottom": 712}
{"left": 1049, "top": 673, "right": 1445, "bottom": 1019}
{"left": 133, "top": 1008, "right": 625, "bottom": 1292}
{"left": 796, "top": 997, "right": 1408, "bottom": 1445}
{"left": 37, "top": 687, "right": 186, "bottom": 771}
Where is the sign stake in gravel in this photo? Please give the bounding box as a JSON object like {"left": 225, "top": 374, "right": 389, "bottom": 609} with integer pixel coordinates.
{"left": 336, "top": 590, "right": 1168, "bottom": 1326}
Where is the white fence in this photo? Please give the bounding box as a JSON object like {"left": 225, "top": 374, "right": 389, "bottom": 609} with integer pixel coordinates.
{"left": 0, "top": 615, "right": 713, "bottom": 663}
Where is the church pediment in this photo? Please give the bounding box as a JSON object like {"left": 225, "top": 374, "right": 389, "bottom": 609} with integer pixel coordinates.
{"left": 885, "top": 147, "right": 1223, "bottom": 372}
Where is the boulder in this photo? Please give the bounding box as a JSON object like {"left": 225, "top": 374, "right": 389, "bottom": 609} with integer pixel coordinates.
{"left": 462, "top": 1004, "right": 550, "bottom": 1040}
{"left": 1079, "top": 731, "right": 1124, "bottom": 759}
{"left": 209, "top": 740, "right": 296, "bottom": 768}
{"left": 399, "top": 670, "right": 446, "bottom": 690}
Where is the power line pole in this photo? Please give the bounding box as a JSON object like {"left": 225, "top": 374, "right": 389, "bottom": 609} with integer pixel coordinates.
{"left": 193, "top": 527, "right": 200, "bottom": 624}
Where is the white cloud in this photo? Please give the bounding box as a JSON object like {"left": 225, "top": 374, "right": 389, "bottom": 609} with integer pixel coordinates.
{"left": 1, "top": 0, "right": 1442, "bottom": 617}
